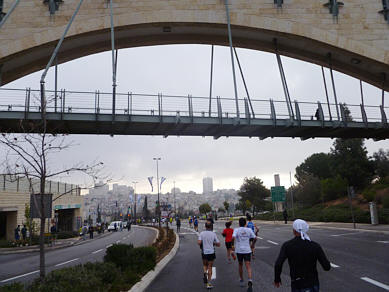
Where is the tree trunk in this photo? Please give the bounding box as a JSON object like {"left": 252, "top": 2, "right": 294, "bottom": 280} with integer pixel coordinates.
{"left": 39, "top": 176, "right": 46, "bottom": 280}
{"left": 39, "top": 215, "right": 45, "bottom": 280}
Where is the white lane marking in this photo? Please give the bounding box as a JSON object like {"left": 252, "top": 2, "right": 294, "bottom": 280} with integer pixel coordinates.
{"left": 55, "top": 258, "right": 79, "bottom": 267}
{"left": 377, "top": 241, "right": 389, "bottom": 244}
{"left": 331, "top": 232, "right": 360, "bottom": 237}
{"left": 361, "top": 277, "right": 389, "bottom": 291}
{"left": 267, "top": 240, "right": 279, "bottom": 245}
{"left": 330, "top": 263, "right": 340, "bottom": 268}
{"left": 106, "top": 244, "right": 113, "bottom": 248}
{"left": 257, "top": 236, "right": 263, "bottom": 239}
{"left": 1, "top": 270, "right": 39, "bottom": 283}
{"left": 92, "top": 249, "right": 104, "bottom": 254}
{"left": 211, "top": 267, "right": 216, "bottom": 280}
{"left": 178, "top": 232, "right": 198, "bottom": 235}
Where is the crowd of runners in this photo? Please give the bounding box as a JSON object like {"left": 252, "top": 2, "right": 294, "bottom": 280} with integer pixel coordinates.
{"left": 193, "top": 215, "right": 331, "bottom": 292}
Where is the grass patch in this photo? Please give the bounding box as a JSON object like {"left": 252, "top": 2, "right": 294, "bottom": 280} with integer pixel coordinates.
{"left": 255, "top": 204, "right": 389, "bottom": 224}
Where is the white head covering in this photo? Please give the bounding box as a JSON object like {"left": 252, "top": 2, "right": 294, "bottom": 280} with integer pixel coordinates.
{"left": 293, "top": 219, "right": 311, "bottom": 241}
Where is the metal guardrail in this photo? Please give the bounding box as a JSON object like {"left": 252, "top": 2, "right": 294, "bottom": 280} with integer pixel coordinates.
{"left": 0, "top": 87, "right": 386, "bottom": 124}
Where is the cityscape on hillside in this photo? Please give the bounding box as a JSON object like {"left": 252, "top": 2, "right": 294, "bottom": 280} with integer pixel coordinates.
{"left": 83, "top": 177, "right": 240, "bottom": 223}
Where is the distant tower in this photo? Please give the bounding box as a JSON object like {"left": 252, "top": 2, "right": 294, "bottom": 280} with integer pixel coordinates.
{"left": 202, "top": 177, "right": 213, "bottom": 194}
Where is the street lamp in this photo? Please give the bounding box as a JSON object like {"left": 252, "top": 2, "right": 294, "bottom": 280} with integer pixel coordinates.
{"left": 132, "top": 181, "right": 138, "bottom": 224}
{"left": 153, "top": 157, "right": 161, "bottom": 228}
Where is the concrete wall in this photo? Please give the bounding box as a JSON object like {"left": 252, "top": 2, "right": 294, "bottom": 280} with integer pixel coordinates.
{"left": 0, "top": 0, "right": 388, "bottom": 90}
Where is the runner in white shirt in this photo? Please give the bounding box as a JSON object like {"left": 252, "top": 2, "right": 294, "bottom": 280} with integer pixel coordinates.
{"left": 198, "top": 221, "right": 220, "bottom": 289}
{"left": 232, "top": 217, "right": 256, "bottom": 290}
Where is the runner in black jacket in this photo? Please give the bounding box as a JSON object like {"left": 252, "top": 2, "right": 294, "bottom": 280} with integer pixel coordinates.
{"left": 274, "top": 219, "right": 331, "bottom": 292}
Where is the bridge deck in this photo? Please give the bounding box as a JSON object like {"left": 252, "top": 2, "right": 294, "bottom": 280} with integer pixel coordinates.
{"left": 0, "top": 111, "right": 388, "bottom": 140}
{"left": 0, "top": 88, "right": 388, "bottom": 139}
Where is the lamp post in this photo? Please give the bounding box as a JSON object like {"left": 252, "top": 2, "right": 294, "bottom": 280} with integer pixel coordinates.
{"left": 153, "top": 158, "right": 161, "bottom": 228}
{"left": 173, "top": 181, "right": 176, "bottom": 217}
{"left": 132, "top": 181, "right": 138, "bottom": 224}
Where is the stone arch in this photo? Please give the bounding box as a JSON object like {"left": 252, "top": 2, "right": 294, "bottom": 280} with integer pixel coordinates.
{"left": 0, "top": 0, "right": 388, "bottom": 90}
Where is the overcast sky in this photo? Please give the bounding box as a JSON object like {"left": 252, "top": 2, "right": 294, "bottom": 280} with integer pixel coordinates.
{"left": 4, "top": 44, "right": 389, "bottom": 194}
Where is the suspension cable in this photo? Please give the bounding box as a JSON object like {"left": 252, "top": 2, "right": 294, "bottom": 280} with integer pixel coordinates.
{"left": 110, "top": 0, "right": 117, "bottom": 120}
{"left": 274, "top": 39, "right": 294, "bottom": 119}
{"left": 321, "top": 66, "right": 332, "bottom": 121}
{"left": 360, "top": 80, "right": 364, "bottom": 107}
{"left": 233, "top": 47, "right": 255, "bottom": 118}
{"left": 328, "top": 53, "right": 340, "bottom": 121}
{"left": 224, "top": 0, "right": 240, "bottom": 119}
{"left": 209, "top": 45, "right": 214, "bottom": 117}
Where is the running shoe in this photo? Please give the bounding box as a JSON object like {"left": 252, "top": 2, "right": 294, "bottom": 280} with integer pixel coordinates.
{"left": 239, "top": 279, "right": 245, "bottom": 287}
{"left": 207, "top": 282, "right": 214, "bottom": 289}
{"left": 203, "top": 273, "right": 208, "bottom": 284}
{"left": 248, "top": 280, "right": 253, "bottom": 287}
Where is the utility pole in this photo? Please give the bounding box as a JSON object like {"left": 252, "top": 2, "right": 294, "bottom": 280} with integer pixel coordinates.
{"left": 132, "top": 181, "right": 138, "bottom": 224}
{"left": 289, "top": 171, "right": 295, "bottom": 219}
{"left": 173, "top": 181, "right": 176, "bottom": 217}
{"left": 153, "top": 157, "right": 161, "bottom": 228}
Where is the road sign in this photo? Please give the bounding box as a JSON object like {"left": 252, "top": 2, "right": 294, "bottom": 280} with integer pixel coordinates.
{"left": 271, "top": 186, "right": 286, "bottom": 202}
{"left": 30, "top": 194, "right": 53, "bottom": 218}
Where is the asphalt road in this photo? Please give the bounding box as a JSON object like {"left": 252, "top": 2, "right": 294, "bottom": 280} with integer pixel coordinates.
{"left": 0, "top": 225, "right": 156, "bottom": 286}
{"left": 147, "top": 221, "right": 389, "bottom": 292}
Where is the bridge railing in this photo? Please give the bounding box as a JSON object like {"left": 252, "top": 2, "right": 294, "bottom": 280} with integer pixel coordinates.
{"left": 0, "top": 87, "right": 387, "bottom": 125}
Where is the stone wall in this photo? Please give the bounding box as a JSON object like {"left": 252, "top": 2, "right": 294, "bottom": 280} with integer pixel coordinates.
{"left": 0, "top": 0, "right": 388, "bottom": 89}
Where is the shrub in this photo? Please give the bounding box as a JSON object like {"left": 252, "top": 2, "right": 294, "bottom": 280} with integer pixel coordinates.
{"left": 321, "top": 176, "right": 347, "bottom": 202}
{"left": 28, "top": 262, "right": 119, "bottom": 292}
{"left": 104, "top": 244, "right": 156, "bottom": 274}
{"left": 0, "top": 239, "right": 15, "bottom": 248}
{"left": 55, "top": 231, "right": 79, "bottom": 240}
{"left": 383, "top": 195, "right": 389, "bottom": 209}
{"left": 104, "top": 244, "right": 134, "bottom": 271}
{"left": 0, "top": 282, "right": 24, "bottom": 292}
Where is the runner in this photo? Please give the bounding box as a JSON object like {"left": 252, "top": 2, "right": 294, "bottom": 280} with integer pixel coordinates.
{"left": 198, "top": 221, "right": 220, "bottom": 289}
{"left": 189, "top": 216, "right": 193, "bottom": 228}
{"left": 222, "top": 221, "right": 236, "bottom": 263}
{"left": 274, "top": 219, "right": 331, "bottom": 291}
{"left": 194, "top": 216, "right": 199, "bottom": 232}
{"left": 246, "top": 214, "right": 259, "bottom": 259}
{"left": 232, "top": 217, "right": 256, "bottom": 290}
{"left": 176, "top": 217, "right": 181, "bottom": 233}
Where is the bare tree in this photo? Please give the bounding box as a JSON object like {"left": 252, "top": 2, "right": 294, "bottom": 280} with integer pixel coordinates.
{"left": 0, "top": 91, "right": 107, "bottom": 280}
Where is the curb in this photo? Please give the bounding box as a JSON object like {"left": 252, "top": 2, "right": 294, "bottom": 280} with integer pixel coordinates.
{"left": 255, "top": 220, "right": 389, "bottom": 235}
{"left": 0, "top": 231, "right": 113, "bottom": 255}
{"left": 128, "top": 230, "right": 179, "bottom": 292}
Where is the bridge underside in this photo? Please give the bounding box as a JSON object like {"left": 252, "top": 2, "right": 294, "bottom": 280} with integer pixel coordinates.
{"left": 1, "top": 112, "right": 388, "bottom": 140}
{"left": 2, "top": 23, "right": 388, "bottom": 91}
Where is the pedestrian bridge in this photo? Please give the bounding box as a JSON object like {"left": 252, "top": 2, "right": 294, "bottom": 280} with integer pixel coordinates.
{"left": 0, "top": 87, "right": 388, "bottom": 140}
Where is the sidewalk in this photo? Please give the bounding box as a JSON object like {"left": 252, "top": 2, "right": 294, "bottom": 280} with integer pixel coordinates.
{"left": 0, "top": 231, "right": 112, "bottom": 255}
{"left": 255, "top": 220, "right": 389, "bottom": 234}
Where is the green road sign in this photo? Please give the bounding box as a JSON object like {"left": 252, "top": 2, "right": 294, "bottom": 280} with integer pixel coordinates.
{"left": 271, "top": 186, "right": 286, "bottom": 202}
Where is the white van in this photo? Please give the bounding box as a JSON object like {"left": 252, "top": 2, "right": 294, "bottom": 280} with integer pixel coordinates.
{"left": 107, "top": 221, "right": 122, "bottom": 232}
